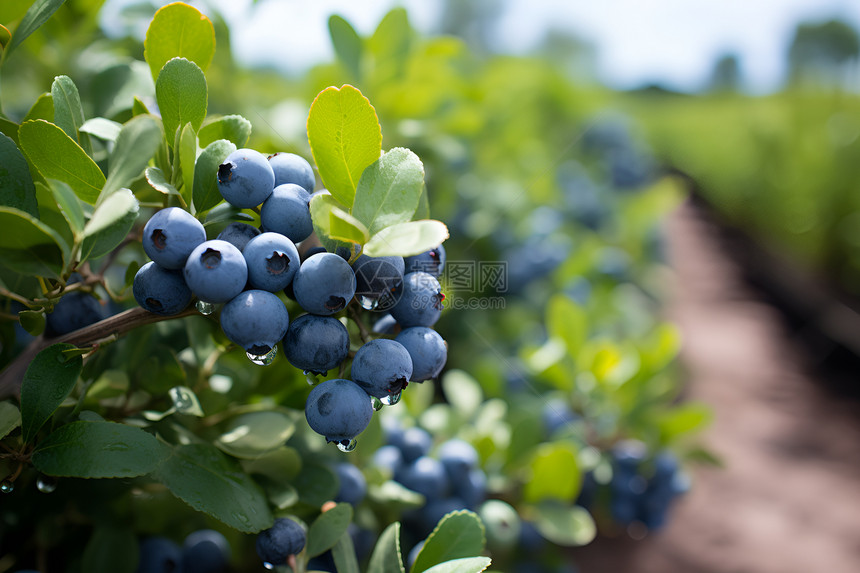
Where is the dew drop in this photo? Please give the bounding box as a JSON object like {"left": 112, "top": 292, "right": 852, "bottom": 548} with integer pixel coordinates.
{"left": 0, "top": 480, "right": 13, "bottom": 494}
{"left": 263, "top": 562, "right": 275, "bottom": 570}
{"left": 36, "top": 475, "right": 57, "bottom": 494}
{"left": 247, "top": 346, "right": 278, "bottom": 366}
{"left": 381, "top": 391, "right": 402, "bottom": 406}
{"left": 336, "top": 438, "right": 357, "bottom": 453}
{"left": 196, "top": 300, "right": 215, "bottom": 315}
{"left": 371, "top": 396, "right": 384, "bottom": 411}
{"left": 358, "top": 295, "right": 379, "bottom": 310}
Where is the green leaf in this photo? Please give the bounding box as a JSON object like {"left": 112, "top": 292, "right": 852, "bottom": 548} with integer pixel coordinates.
{"left": 524, "top": 443, "right": 581, "bottom": 504}
{"left": 80, "top": 188, "right": 139, "bottom": 261}
{"left": 423, "top": 558, "right": 492, "bottom": 573}
{"left": 155, "top": 57, "right": 207, "bottom": 148}
{"left": 352, "top": 148, "right": 424, "bottom": 235}
{"left": 332, "top": 532, "right": 361, "bottom": 573}
{"left": 532, "top": 502, "right": 596, "bottom": 547}
{"left": 2, "top": 0, "right": 66, "bottom": 61}
{"left": 411, "top": 510, "right": 486, "bottom": 573}
{"left": 0, "top": 131, "right": 38, "bottom": 217}
{"left": 145, "top": 166, "right": 179, "bottom": 196}
{"left": 32, "top": 421, "right": 169, "bottom": 477}
{"left": 363, "top": 220, "right": 448, "bottom": 258}
{"left": 144, "top": 1, "right": 215, "bottom": 81}
{"left": 82, "top": 525, "right": 138, "bottom": 573}
{"left": 51, "top": 75, "right": 92, "bottom": 156}
{"left": 307, "top": 85, "right": 381, "bottom": 207}
{"left": 23, "top": 93, "right": 53, "bottom": 122}
{"left": 0, "top": 401, "right": 22, "bottom": 440}
{"left": 414, "top": 184, "right": 430, "bottom": 220}
{"left": 198, "top": 115, "right": 251, "bottom": 148}
{"left": 202, "top": 202, "right": 254, "bottom": 227}
{"left": 132, "top": 96, "right": 150, "bottom": 117}
{"left": 214, "top": 411, "right": 296, "bottom": 459}
{"left": 18, "top": 120, "right": 106, "bottom": 204}
{"left": 307, "top": 502, "right": 353, "bottom": 557}
{"left": 18, "top": 309, "right": 45, "bottom": 335}
{"left": 0, "top": 23, "right": 10, "bottom": 50}
{"left": 309, "top": 192, "right": 369, "bottom": 245}
{"left": 0, "top": 116, "right": 19, "bottom": 143}
{"left": 368, "top": 522, "right": 405, "bottom": 573}
{"left": 546, "top": 294, "right": 587, "bottom": 357}
{"left": 328, "top": 15, "right": 363, "bottom": 80}
{"left": 369, "top": 8, "right": 411, "bottom": 72}
{"left": 658, "top": 402, "right": 713, "bottom": 442}
{"left": 441, "top": 370, "right": 483, "bottom": 418}
{"left": 0, "top": 206, "right": 67, "bottom": 278}
{"left": 193, "top": 139, "right": 235, "bottom": 214}
{"left": 177, "top": 122, "right": 197, "bottom": 208}
{"left": 47, "top": 179, "right": 85, "bottom": 236}
{"left": 367, "top": 480, "right": 425, "bottom": 510}
{"left": 102, "top": 115, "right": 162, "bottom": 198}
{"left": 241, "top": 446, "right": 302, "bottom": 481}
{"left": 80, "top": 117, "right": 122, "bottom": 142}
{"left": 153, "top": 443, "right": 273, "bottom": 533}
{"left": 294, "top": 462, "right": 338, "bottom": 507}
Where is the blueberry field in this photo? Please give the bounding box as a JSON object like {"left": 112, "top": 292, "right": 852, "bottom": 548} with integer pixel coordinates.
{"left": 2, "top": 2, "right": 859, "bottom": 573}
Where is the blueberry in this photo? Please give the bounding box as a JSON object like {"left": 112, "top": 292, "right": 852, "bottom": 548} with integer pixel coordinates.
{"left": 420, "top": 497, "right": 465, "bottom": 532}
{"left": 183, "top": 240, "right": 248, "bottom": 303}
{"left": 136, "top": 536, "right": 181, "bottom": 573}
{"left": 351, "top": 255, "right": 405, "bottom": 307}
{"left": 371, "top": 444, "right": 404, "bottom": 477}
{"left": 452, "top": 467, "right": 487, "bottom": 509}
{"left": 394, "top": 327, "right": 447, "bottom": 381}
{"left": 268, "top": 152, "right": 315, "bottom": 193}
{"left": 261, "top": 183, "right": 313, "bottom": 243}
{"left": 397, "top": 426, "right": 432, "bottom": 463}
{"left": 407, "top": 540, "right": 425, "bottom": 570}
{"left": 133, "top": 261, "right": 193, "bottom": 316}
{"left": 398, "top": 456, "right": 449, "bottom": 501}
{"left": 518, "top": 520, "right": 545, "bottom": 552}
{"left": 255, "top": 517, "right": 306, "bottom": 567}
{"left": 216, "top": 222, "right": 261, "bottom": 252}
{"left": 220, "top": 290, "right": 289, "bottom": 355}
{"left": 610, "top": 495, "right": 639, "bottom": 525}
{"left": 242, "top": 232, "right": 300, "bottom": 292}
{"left": 437, "top": 439, "right": 479, "bottom": 482}
{"left": 387, "top": 272, "right": 444, "bottom": 328}
{"left": 45, "top": 291, "right": 104, "bottom": 336}
{"left": 349, "top": 524, "right": 375, "bottom": 561}
{"left": 541, "top": 398, "right": 578, "bottom": 437}
{"left": 282, "top": 314, "right": 349, "bottom": 374}
{"left": 180, "top": 529, "right": 230, "bottom": 573}
{"left": 293, "top": 253, "right": 356, "bottom": 315}
{"left": 576, "top": 469, "right": 598, "bottom": 508}
{"left": 301, "top": 246, "right": 327, "bottom": 262}
{"left": 217, "top": 148, "right": 275, "bottom": 208}
{"left": 142, "top": 207, "right": 206, "bottom": 270}
{"left": 333, "top": 462, "right": 367, "bottom": 505}
{"left": 371, "top": 314, "right": 398, "bottom": 335}
{"left": 305, "top": 379, "right": 373, "bottom": 444}
{"left": 350, "top": 339, "right": 412, "bottom": 399}
{"left": 404, "top": 244, "right": 446, "bottom": 278}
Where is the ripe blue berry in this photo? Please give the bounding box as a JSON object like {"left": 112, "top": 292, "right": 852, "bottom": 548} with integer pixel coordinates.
{"left": 268, "top": 152, "right": 315, "bottom": 193}
{"left": 350, "top": 339, "right": 412, "bottom": 399}
{"left": 398, "top": 456, "right": 449, "bottom": 501}
{"left": 305, "top": 379, "right": 373, "bottom": 444}
{"left": 404, "top": 244, "right": 446, "bottom": 278}
{"left": 216, "top": 222, "right": 261, "bottom": 252}
{"left": 372, "top": 314, "right": 398, "bottom": 334}
{"left": 137, "top": 537, "right": 181, "bottom": 573}
{"left": 45, "top": 291, "right": 104, "bottom": 336}
{"left": 293, "top": 253, "right": 356, "bottom": 315}
{"left": 352, "top": 255, "right": 405, "bottom": 307}
{"left": 452, "top": 467, "right": 487, "bottom": 509}
{"left": 282, "top": 314, "right": 349, "bottom": 374}
{"left": 438, "top": 439, "right": 479, "bottom": 482}
{"left": 142, "top": 207, "right": 206, "bottom": 270}
{"left": 183, "top": 240, "right": 248, "bottom": 303}
{"left": 133, "top": 261, "right": 193, "bottom": 315}
{"left": 261, "top": 183, "right": 313, "bottom": 243}
{"left": 217, "top": 148, "right": 275, "bottom": 208}
{"left": 220, "top": 290, "right": 289, "bottom": 355}
{"left": 256, "top": 518, "right": 306, "bottom": 567}
{"left": 180, "top": 529, "right": 230, "bottom": 573}
{"left": 242, "top": 232, "right": 300, "bottom": 292}
{"left": 371, "top": 444, "right": 404, "bottom": 477}
{"left": 394, "top": 327, "right": 447, "bottom": 381}
{"left": 541, "top": 398, "right": 578, "bottom": 437}
{"left": 388, "top": 272, "right": 444, "bottom": 328}
{"left": 397, "top": 426, "right": 432, "bottom": 463}
{"left": 333, "top": 462, "right": 367, "bottom": 505}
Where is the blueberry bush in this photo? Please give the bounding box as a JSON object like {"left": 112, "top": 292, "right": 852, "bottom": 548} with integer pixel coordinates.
{"left": 0, "top": 2, "right": 713, "bottom": 572}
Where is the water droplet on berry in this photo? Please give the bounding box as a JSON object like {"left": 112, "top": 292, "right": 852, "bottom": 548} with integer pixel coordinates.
{"left": 196, "top": 300, "right": 215, "bottom": 315}
{"left": 336, "top": 438, "right": 357, "bottom": 453}
{"left": 247, "top": 346, "right": 278, "bottom": 366}
{"left": 36, "top": 475, "right": 57, "bottom": 493}
{"left": 0, "top": 480, "right": 13, "bottom": 494}
{"left": 381, "top": 391, "right": 402, "bottom": 406}
{"left": 263, "top": 562, "right": 275, "bottom": 570}
{"left": 371, "top": 396, "right": 384, "bottom": 411}
{"left": 358, "top": 295, "right": 379, "bottom": 310}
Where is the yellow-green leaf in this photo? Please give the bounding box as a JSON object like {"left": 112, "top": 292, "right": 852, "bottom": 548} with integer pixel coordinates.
{"left": 144, "top": 1, "right": 215, "bottom": 81}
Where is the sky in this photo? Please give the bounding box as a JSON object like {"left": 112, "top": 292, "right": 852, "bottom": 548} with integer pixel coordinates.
{"left": 105, "top": 0, "right": 860, "bottom": 93}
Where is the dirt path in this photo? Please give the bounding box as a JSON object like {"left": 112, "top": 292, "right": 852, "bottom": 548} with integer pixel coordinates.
{"left": 572, "top": 199, "right": 860, "bottom": 573}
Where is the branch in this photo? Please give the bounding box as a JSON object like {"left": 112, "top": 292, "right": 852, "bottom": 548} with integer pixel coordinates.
{"left": 0, "top": 305, "right": 198, "bottom": 400}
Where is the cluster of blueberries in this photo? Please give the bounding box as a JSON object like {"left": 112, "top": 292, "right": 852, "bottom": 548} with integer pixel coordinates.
{"left": 134, "top": 529, "right": 233, "bottom": 573}
{"left": 372, "top": 423, "right": 487, "bottom": 546}
{"left": 131, "top": 149, "right": 449, "bottom": 448}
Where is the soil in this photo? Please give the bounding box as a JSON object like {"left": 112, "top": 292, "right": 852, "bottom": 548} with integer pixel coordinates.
{"left": 571, "top": 198, "right": 860, "bottom": 573}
